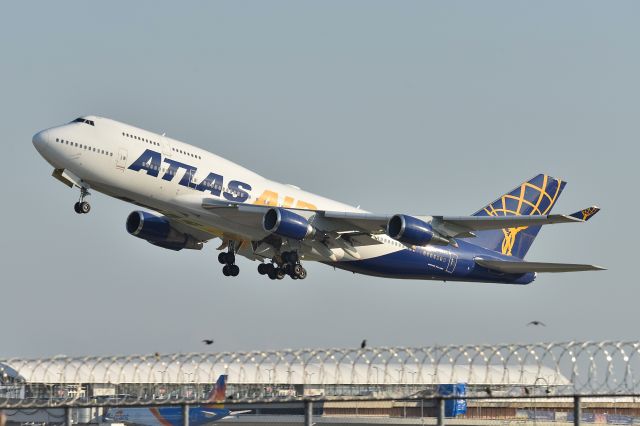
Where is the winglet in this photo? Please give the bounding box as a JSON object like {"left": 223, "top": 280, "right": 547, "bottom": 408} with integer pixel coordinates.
{"left": 569, "top": 206, "right": 600, "bottom": 222}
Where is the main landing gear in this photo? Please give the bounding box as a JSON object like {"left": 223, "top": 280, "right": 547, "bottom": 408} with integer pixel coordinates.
{"left": 257, "top": 251, "right": 307, "bottom": 280}
{"left": 218, "top": 247, "right": 240, "bottom": 277}
{"left": 73, "top": 187, "right": 91, "bottom": 214}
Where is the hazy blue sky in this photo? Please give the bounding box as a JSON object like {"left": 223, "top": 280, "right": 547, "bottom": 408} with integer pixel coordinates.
{"left": 1, "top": 1, "right": 637, "bottom": 358}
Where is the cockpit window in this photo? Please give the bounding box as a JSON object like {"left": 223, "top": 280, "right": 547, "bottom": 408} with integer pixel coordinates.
{"left": 71, "top": 117, "right": 95, "bottom": 126}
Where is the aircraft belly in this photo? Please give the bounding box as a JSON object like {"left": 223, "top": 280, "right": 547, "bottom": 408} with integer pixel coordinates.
{"left": 331, "top": 243, "right": 534, "bottom": 284}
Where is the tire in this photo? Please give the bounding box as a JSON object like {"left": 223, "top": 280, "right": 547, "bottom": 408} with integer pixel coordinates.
{"left": 226, "top": 252, "right": 235, "bottom": 265}
{"left": 80, "top": 201, "right": 91, "bottom": 214}
{"left": 298, "top": 268, "right": 307, "bottom": 280}
{"left": 222, "top": 265, "right": 231, "bottom": 276}
{"left": 267, "top": 269, "right": 277, "bottom": 280}
{"left": 230, "top": 265, "right": 240, "bottom": 276}
{"left": 291, "top": 274, "right": 298, "bottom": 280}
{"left": 74, "top": 202, "right": 82, "bottom": 214}
{"left": 218, "top": 253, "right": 227, "bottom": 264}
{"left": 293, "top": 264, "right": 303, "bottom": 276}
{"left": 276, "top": 268, "right": 286, "bottom": 280}
{"left": 257, "top": 264, "right": 267, "bottom": 275}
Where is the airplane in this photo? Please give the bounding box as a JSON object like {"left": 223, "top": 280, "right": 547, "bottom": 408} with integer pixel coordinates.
{"left": 104, "top": 375, "right": 250, "bottom": 426}
{"left": 32, "top": 116, "right": 604, "bottom": 284}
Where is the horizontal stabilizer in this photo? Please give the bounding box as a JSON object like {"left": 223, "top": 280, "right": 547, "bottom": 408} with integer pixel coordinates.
{"left": 475, "top": 258, "right": 606, "bottom": 273}
{"left": 569, "top": 206, "right": 600, "bottom": 222}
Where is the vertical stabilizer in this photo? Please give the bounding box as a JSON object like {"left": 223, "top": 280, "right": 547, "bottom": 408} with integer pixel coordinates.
{"left": 207, "top": 375, "right": 227, "bottom": 403}
{"left": 468, "top": 174, "right": 566, "bottom": 258}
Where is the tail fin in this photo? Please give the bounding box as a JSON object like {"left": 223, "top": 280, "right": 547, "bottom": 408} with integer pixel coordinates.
{"left": 207, "top": 375, "right": 227, "bottom": 403}
{"left": 469, "top": 174, "right": 566, "bottom": 258}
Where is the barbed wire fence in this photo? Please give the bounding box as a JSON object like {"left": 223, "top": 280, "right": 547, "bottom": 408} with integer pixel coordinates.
{"left": 2, "top": 341, "right": 640, "bottom": 425}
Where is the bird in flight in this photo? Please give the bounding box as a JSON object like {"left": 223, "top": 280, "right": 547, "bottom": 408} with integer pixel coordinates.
{"left": 203, "top": 339, "right": 214, "bottom": 345}
{"left": 361, "top": 339, "right": 367, "bottom": 349}
{"left": 527, "top": 321, "right": 546, "bottom": 327}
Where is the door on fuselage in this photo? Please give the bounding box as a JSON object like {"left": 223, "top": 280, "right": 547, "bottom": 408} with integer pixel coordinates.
{"left": 446, "top": 252, "right": 458, "bottom": 273}
{"left": 116, "top": 148, "right": 128, "bottom": 170}
{"left": 161, "top": 137, "right": 172, "bottom": 157}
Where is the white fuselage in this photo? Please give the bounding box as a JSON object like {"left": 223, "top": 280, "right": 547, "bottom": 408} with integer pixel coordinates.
{"left": 32, "top": 115, "right": 403, "bottom": 264}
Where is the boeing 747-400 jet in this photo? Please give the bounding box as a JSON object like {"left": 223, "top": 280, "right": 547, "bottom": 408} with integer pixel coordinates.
{"left": 33, "top": 116, "right": 604, "bottom": 283}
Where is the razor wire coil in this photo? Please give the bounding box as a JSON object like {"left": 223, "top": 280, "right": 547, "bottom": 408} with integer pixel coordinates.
{"left": 1, "top": 341, "right": 639, "bottom": 408}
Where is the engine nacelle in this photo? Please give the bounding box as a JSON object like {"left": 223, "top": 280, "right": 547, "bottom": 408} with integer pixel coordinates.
{"left": 126, "top": 211, "right": 203, "bottom": 251}
{"left": 263, "top": 208, "right": 315, "bottom": 240}
{"left": 387, "top": 214, "right": 437, "bottom": 246}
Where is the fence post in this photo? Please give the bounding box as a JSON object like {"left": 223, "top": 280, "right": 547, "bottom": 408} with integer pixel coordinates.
{"left": 65, "top": 407, "right": 72, "bottom": 426}
{"left": 304, "top": 400, "right": 313, "bottom": 426}
{"left": 182, "top": 403, "right": 190, "bottom": 426}
{"left": 437, "top": 398, "right": 445, "bottom": 426}
{"left": 573, "top": 396, "right": 581, "bottom": 426}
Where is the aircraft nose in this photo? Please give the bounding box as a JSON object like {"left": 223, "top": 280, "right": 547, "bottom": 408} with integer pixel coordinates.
{"left": 32, "top": 129, "right": 50, "bottom": 153}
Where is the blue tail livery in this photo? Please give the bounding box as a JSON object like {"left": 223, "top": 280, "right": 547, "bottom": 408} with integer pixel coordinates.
{"left": 468, "top": 174, "right": 566, "bottom": 258}
{"left": 104, "top": 375, "right": 250, "bottom": 426}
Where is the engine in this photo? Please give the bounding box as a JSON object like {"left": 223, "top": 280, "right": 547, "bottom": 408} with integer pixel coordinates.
{"left": 126, "top": 211, "right": 203, "bottom": 251}
{"left": 387, "top": 214, "right": 438, "bottom": 246}
{"left": 263, "top": 208, "right": 315, "bottom": 240}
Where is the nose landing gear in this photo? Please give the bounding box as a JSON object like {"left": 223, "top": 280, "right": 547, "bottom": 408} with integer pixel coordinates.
{"left": 74, "top": 187, "right": 91, "bottom": 214}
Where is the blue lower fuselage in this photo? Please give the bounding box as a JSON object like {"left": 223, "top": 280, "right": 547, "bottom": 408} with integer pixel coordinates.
{"left": 331, "top": 239, "right": 536, "bottom": 284}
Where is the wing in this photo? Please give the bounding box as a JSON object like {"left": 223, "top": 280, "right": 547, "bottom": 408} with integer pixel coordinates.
{"left": 201, "top": 198, "right": 599, "bottom": 242}
{"left": 475, "top": 258, "right": 606, "bottom": 273}
{"left": 227, "top": 410, "right": 252, "bottom": 416}
{"left": 323, "top": 207, "right": 600, "bottom": 239}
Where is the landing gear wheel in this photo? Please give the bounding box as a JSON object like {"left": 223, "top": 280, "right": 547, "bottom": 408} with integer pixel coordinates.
{"left": 222, "top": 265, "right": 231, "bottom": 276}
{"left": 297, "top": 268, "right": 307, "bottom": 280}
{"left": 258, "top": 263, "right": 269, "bottom": 275}
{"left": 267, "top": 269, "right": 277, "bottom": 280}
{"left": 218, "top": 253, "right": 227, "bottom": 264}
{"left": 293, "top": 264, "right": 303, "bottom": 276}
{"left": 276, "top": 268, "right": 286, "bottom": 280}
{"left": 74, "top": 202, "right": 82, "bottom": 214}
{"left": 230, "top": 265, "right": 240, "bottom": 277}
{"left": 283, "top": 263, "right": 292, "bottom": 275}
{"left": 80, "top": 201, "right": 91, "bottom": 214}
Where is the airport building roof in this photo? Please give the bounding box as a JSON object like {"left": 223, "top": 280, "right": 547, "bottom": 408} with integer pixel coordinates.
{"left": 1, "top": 358, "right": 569, "bottom": 386}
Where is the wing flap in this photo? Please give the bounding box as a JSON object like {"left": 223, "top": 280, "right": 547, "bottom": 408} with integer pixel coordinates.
{"left": 475, "top": 258, "right": 606, "bottom": 273}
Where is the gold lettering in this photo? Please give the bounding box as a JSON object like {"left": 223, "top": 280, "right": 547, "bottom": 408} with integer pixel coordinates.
{"left": 295, "top": 200, "right": 317, "bottom": 210}
{"left": 282, "top": 196, "right": 295, "bottom": 208}
{"left": 253, "top": 190, "right": 279, "bottom": 206}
